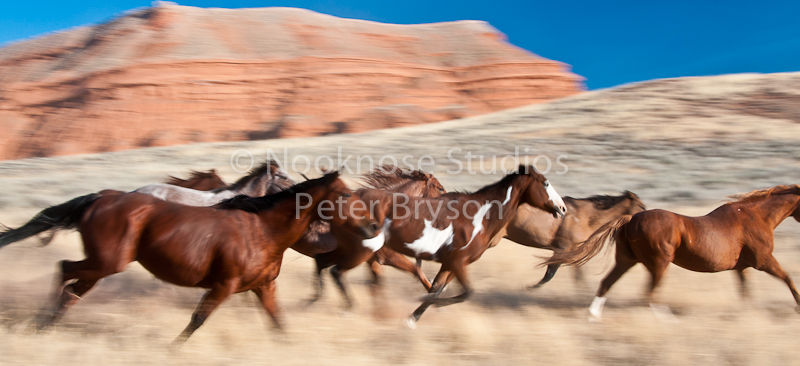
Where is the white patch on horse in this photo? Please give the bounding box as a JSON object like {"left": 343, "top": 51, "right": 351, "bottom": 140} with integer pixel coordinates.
{"left": 545, "top": 180, "right": 566, "bottom": 210}
{"left": 589, "top": 296, "right": 606, "bottom": 322}
{"left": 503, "top": 186, "right": 513, "bottom": 205}
{"left": 463, "top": 203, "right": 492, "bottom": 249}
{"left": 405, "top": 220, "right": 453, "bottom": 256}
{"left": 362, "top": 219, "right": 391, "bottom": 252}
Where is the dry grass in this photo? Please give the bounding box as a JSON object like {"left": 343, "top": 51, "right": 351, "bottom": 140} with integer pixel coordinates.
{"left": 2, "top": 73, "right": 800, "bottom": 365}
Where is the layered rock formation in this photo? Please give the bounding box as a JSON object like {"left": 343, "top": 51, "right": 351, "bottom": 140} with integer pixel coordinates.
{"left": 0, "top": 3, "right": 583, "bottom": 160}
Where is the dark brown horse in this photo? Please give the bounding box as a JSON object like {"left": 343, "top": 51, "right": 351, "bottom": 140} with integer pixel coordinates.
{"left": 0, "top": 172, "right": 379, "bottom": 342}
{"left": 546, "top": 184, "right": 800, "bottom": 321}
{"left": 163, "top": 169, "right": 228, "bottom": 191}
{"left": 155, "top": 163, "right": 446, "bottom": 305}
{"left": 321, "top": 165, "right": 567, "bottom": 326}
{"left": 37, "top": 162, "right": 293, "bottom": 246}
{"left": 491, "top": 191, "right": 646, "bottom": 289}
{"left": 294, "top": 165, "right": 446, "bottom": 308}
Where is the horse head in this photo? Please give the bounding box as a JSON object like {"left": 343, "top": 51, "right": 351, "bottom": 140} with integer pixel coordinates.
{"left": 321, "top": 172, "right": 380, "bottom": 239}
{"left": 516, "top": 165, "right": 566, "bottom": 218}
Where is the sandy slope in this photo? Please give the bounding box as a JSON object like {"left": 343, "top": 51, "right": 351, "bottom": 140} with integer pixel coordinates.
{"left": 1, "top": 72, "right": 800, "bottom": 365}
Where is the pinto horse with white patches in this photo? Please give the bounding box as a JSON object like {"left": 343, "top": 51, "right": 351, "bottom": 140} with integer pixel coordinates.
{"left": 325, "top": 165, "right": 567, "bottom": 326}
{"left": 296, "top": 165, "right": 446, "bottom": 309}
{"left": 545, "top": 184, "right": 800, "bottom": 321}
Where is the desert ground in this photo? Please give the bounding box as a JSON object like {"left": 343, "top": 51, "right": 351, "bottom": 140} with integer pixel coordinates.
{"left": 1, "top": 73, "right": 800, "bottom": 365}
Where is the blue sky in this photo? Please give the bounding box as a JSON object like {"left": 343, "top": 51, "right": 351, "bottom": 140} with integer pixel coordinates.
{"left": 2, "top": 0, "right": 798, "bottom": 89}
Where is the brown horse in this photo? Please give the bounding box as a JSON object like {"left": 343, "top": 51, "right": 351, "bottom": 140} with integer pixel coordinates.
{"left": 163, "top": 169, "right": 228, "bottom": 191}
{"left": 37, "top": 162, "right": 292, "bottom": 246}
{"left": 546, "top": 184, "right": 800, "bottom": 321}
{"left": 153, "top": 163, "right": 446, "bottom": 305}
{"left": 491, "top": 191, "right": 646, "bottom": 289}
{"left": 293, "top": 165, "right": 446, "bottom": 308}
{"left": 322, "top": 165, "right": 567, "bottom": 326}
{"left": 0, "top": 172, "right": 379, "bottom": 343}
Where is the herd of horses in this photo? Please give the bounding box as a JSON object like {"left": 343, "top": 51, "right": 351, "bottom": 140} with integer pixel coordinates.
{"left": 1, "top": 160, "right": 799, "bottom": 343}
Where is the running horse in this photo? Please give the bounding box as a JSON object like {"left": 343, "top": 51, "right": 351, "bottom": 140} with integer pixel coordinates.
{"left": 298, "top": 165, "right": 446, "bottom": 308}
{"left": 0, "top": 172, "right": 379, "bottom": 343}
{"left": 37, "top": 161, "right": 292, "bottom": 246}
{"left": 545, "top": 184, "right": 800, "bottom": 321}
{"left": 493, "top": 191, "right": 646, "bottom": 289}
{"left": 321, "top": 165, "right": 567, "bottom": 326}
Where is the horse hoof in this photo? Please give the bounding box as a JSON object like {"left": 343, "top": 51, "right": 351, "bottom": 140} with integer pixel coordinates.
{"left": 406, "top": 317, "right": 417, "bottom": 330}
{"left": 795, "top": 305, "right": 800, "bottom": 314}
{"left": 588, "top": 315, "right": 602, "bottom": 323}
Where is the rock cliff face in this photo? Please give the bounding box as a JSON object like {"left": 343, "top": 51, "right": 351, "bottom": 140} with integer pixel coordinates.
{"left": 0, "top": 3, "right": 583, "bottom": 160}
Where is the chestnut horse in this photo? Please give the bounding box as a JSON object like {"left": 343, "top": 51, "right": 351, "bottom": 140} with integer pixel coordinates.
{"left": 0, "top": 172, "right": 379, "bottom": 343}
{"left": 163, "top": 169, "right": 228, "bottom": 191}
{"left": 298, "top": 166, "right": 446, "bottom": 308}
{"left": 154, "top": 163, "right": 446, "bottom": 303}
{"left": 323, "top": 165, "right": 567, "bottom": 326}
{"left": 37, "top": 162, "right": 292, "bottom": 246}
{"left": 546, "top": 184, "right": 800, "bottom": 321}
{"left": 492, "top": 191, "right": 646, "bottom": 289}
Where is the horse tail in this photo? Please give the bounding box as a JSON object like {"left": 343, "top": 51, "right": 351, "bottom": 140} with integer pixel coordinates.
{"left": 543, "top": 215, "right": 633, "bottom": 267}
{"left": 0, "top": 193, "right": 101, "bottom": 249}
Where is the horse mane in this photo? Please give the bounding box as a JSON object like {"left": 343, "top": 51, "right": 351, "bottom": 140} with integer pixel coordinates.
{"left": 442, "top": 167, "right": 526, "bottom": 198}
{"left": 216, "top": 172, "right": 340, "bottom": 213}
{"left": 224, "top": 161, "right": 284, "bottom": 192}
{"left": 163, "top": 169, "right": 221, "bottom": 185}
{"left": 729, "top": 184, "right": 800, "bottom": 202}
{"left": 359, "top": 165, "right": 429, "bottom": 191}
{"left": 579, "top": 191, "right": 639, "bottom": 210}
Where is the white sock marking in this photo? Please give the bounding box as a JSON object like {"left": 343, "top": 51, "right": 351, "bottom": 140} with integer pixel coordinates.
{"left": 589, "top": 296, "right": 606, "bottom": 321}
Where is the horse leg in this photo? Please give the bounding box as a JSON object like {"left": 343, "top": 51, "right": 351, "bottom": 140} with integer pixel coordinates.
{"left": 427, "top": 262, "right": 473, "bottom": 307}
{"left": 573, "top": 266, "right": 587, "bottom": 287}
{"left": 329, "top": 265, "right": 354, "bottom": 310}
{"left": 408, "top": 270, "right": 454, "bottom": 328}
{"left": 379, "top": 251, "right": 432, "bottom": 291}
{"left": 643, "top": 258, "right": 677, "bottom": 322}
{"left": 736, "top": 268, "right": 750, "bottom": 299}
{"left": 329, "top": 250, "right": 374, "bottom": 311}
{"left": 589, "top": 258, "right": 637, "bottom": 322}
{"left": 528, "top": 263, "right": 560, "bottom": 289}
{"left": 173, "top": 279, "right": 238, "bottom": 344}
{"left": 252, "top": 281, "right": 283, "bottom": 331}
{"left": 40, "top": 278, "right": 99, "bottom": 329}
{"left": 38, "top": 257, "right": 124, "bottom": 329}
{"left": 303, "top": 255, "right": 329, "bottom": 307}
{"left": 755, "top": 255, "right": 800, "bottom": 312}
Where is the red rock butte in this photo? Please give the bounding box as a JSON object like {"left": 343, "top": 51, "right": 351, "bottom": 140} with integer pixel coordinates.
{"left": 0, "top": 3, "right": 584, "bottom": 160}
